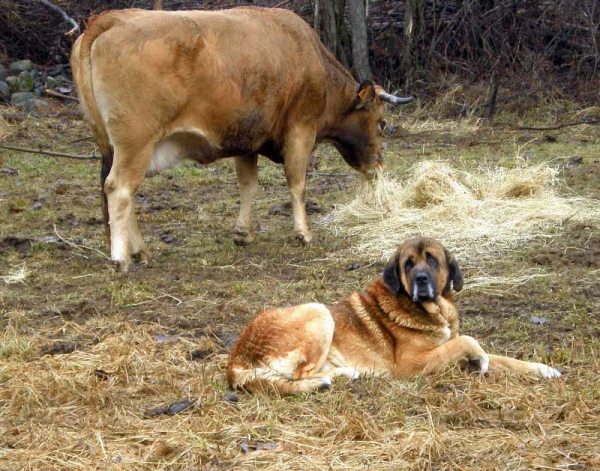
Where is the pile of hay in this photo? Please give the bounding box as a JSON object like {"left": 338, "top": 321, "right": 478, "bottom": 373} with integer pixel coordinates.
{"left": 325, "top": 160, "right": 599, "bottom": 276}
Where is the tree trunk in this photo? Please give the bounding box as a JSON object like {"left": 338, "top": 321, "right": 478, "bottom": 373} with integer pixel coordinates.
{"left": 316, "top": 0, "right": 351, "bottom": 68}
{"left": 153, "top": 0, "right": 163, "bottom": 10}
{"left": 347, "top": 0, "right": 372, "bottom": 81}
{"left": 320, "top": 0, "right": 338, "bottom": 54}
{"left": 485, "top": 67, "right": 500, "bottom": 120}
{"left": 403, "top": 0, "right": 426, "bottom": 87}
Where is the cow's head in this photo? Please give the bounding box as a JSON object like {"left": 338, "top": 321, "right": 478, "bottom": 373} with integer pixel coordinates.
{"left": 331, "top": 81, "right": 413, "bottom": 179}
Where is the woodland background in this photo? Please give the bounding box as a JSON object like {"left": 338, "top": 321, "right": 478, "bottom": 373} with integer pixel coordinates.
{"left": 1, "top": 0, "right": 600, "bottom": 119}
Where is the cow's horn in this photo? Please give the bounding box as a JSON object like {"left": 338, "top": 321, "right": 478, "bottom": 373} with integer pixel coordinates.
{"left": 377, "top": 92, "right": 414, "bottom": 105}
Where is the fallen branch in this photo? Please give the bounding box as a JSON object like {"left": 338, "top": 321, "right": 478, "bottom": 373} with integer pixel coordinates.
{"left": 0, "top": 143, "right": 99, "bottom": 160}
{"left": 53, "top": 224, "right": 109, "bottom": 260}
{"left": 45, "top": 89, "right": 79, "bottom": 102}
{"left": 1, "top": 110, "right": 82, "bottom": 121}
{"left": 308, "top": 171, "right": 354, "bottom": 177}
{"left": 518, "top": 119, "right": 600, "bottom": 131}
{"left": 36, "top": 0, "right": 79, "bottom": 36}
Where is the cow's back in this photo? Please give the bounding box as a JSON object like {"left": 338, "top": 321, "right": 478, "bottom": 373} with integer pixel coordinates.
{"left": 83, "top": 7, "right": 333, "bottom": 157}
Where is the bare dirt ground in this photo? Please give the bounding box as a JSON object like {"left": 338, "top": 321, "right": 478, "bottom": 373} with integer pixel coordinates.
{"left": 1, "top": 106, "right": 599, "bottom": 470}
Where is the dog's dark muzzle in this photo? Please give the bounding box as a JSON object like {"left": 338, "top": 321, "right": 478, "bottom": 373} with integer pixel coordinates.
{"left": 412, "top": 271, "right": 435, "bottom": 303}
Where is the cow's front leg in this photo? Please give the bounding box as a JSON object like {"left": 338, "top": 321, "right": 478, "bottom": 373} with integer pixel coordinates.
{"left": 233, "top": 154, "right": 259, "bottom": 245}
{"left": 283, "top": 127, "right": 316, "bottom": 244}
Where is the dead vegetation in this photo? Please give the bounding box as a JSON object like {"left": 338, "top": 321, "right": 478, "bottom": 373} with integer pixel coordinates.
{"left": 326, "top": 160, "right": 600, "bottom": 276}
{"left": 1, "top": 106, "right": 600, "bottom": 469}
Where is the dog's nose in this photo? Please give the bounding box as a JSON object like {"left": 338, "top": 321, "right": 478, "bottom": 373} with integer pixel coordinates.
{"left": 415, "top": 272, "right": 430, "bottom": 285}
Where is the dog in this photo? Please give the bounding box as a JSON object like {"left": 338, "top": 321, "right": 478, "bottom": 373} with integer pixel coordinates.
{"left": 227, "top": 238, "right": 561, "bottom": 394}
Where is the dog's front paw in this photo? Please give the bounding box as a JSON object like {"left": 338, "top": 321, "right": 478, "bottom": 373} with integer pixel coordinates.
{"left": 467, "top": 353, "right": 489, "bottom": 375}
{"left": 533, "top": 363, "right": 562, "bottom": 379}
{"left": 318, "top": 377, "right": 333, "bottom": 390}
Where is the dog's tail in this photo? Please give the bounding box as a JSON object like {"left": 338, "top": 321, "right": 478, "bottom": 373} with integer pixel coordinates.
{"left": 227, "top": 365, "right": 332, "bottom": 396}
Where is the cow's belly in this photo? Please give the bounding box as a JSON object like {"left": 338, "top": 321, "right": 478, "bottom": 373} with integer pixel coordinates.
{"left": 147, "top": 130, "right": 221, "bottom": 177}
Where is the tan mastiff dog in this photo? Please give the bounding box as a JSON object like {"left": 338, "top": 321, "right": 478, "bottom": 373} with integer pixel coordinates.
{"left": 227, "top": 238, "right": 561, "bottom": 394}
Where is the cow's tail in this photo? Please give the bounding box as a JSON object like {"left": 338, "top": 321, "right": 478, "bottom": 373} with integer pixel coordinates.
{"left": 226, "top": 364, "right": 332, "bottom": 396}
{"left": 71, "top": 13, "right": 121, "bottom": 241}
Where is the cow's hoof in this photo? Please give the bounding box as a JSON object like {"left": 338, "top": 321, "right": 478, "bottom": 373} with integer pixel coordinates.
{"left": 295, "top": 231, "right": 313, "bottom": 245}
{"left": 132, "top": 249, "right": 151, "bottom": 263}
{"left": 233, "top": 229, "right": 254, "bottom": 246}
{"left": 112, "top": 259, "right": 130, "bottom": 274}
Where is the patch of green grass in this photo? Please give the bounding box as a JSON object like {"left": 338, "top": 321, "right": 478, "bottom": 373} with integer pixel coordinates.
{"left": 0, "top": 331, "right": 34, "bottom": 361}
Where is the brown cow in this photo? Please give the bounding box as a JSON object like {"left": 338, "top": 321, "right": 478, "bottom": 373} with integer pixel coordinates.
{"left": 71, "top": 7, "right": 413, "bottom": 273}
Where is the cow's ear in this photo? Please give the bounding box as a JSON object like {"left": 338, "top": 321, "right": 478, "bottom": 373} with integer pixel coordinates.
{"left": 355, "top": 80, "right": 377, "bottom": 110}
{"left": 445, "top": 248, "right": 464, "bottom": 293}
{"left": 383, "top": 253, "right": 405, "bottom": 296}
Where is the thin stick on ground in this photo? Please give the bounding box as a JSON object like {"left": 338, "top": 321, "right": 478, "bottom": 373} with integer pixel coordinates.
{"left": 45, "top": 89, "right": 79, "bottom": 102}
{"left": 53, "top": 224, "right": 109, "bottom": 260}
{"left": 518, "top": 119, "right": 600, "bottom": 131}
{"left": 0, "top": 143, "right": 99, "bottom": 160}
{"left": 0, "top": 110, "right": 82, "bottom": 121}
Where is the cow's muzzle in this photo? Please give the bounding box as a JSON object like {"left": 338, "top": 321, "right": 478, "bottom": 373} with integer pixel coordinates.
{"left": 361, "top": 161, "right": 385, "bottom": 181}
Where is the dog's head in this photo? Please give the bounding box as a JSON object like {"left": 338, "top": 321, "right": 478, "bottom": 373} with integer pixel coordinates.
{"left": 383, "top": 238, "right": 463, "bottom": 303}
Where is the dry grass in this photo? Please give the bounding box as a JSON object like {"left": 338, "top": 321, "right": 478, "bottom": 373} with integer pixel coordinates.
{"left": 1, "top": 317, "right": 599, "bottom": 470}
{"left": 401, "top": 115, "right": 483, "bottom": 135}
{"left": 1, "top": 318, "right": 598, "bottom": 470}
{"left": 325, "top": 161, "right": 600, "bottom": 277}
{"left": 2, "top": 109, "right": 600, "bottom": 470}
{"left": 1, "top": 263, "right": 28, "bottom": 285}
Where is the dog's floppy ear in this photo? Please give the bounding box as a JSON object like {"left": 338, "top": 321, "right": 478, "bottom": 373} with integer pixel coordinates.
{"left": 383, "top": 253, "right": 405, "bottom": 296}
{"left": 445, "top": 248, "right": 464, "bottom": 293}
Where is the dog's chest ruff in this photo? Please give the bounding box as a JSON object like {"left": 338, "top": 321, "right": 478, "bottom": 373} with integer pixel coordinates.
{"left": 367, "top": 281, "right": 458, "bottom": 341}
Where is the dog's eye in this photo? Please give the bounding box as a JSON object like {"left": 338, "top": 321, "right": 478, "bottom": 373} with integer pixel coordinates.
{"left": 427, "top": 255, "right": 438, "bottom": 267}
{"left": 405, "top": 259, "right": 414, "bottom": 271}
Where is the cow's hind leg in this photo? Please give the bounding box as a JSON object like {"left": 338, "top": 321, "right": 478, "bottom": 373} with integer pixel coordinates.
{"left": 283, "top": 126, "right": 316, "bottom": 244}
{"left": 233, "top": 153, "right": 259, "bottom": 245}
{"left": 104, "top": 144, "right": 152, "bottom": 273}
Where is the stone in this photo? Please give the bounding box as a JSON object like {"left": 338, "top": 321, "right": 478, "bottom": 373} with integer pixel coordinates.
{"left": 5, "top": 76, "right": 17, "bottom": 88}
{"left": 21, "top": 98, "right": 50, "bottom": 112}
{"left": 0, "top": 81, "right": 9, "bottom": 101}
{"left": 46, "top": 76, "right": 60, "bottom": 90}
{"left": 13, "top": 71, "right": 35, "bottom": 92}
{"left": 9, "top": 60, "right": 33, "bottom": 74}
{"left": 7, "top": 76, "right": 34, "bottom": 94}
{"left": 0, "top": 65, "right": 6, "bottom": 81}
{"left": 10, "top": 91, "right": 35, "bottom": 105}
